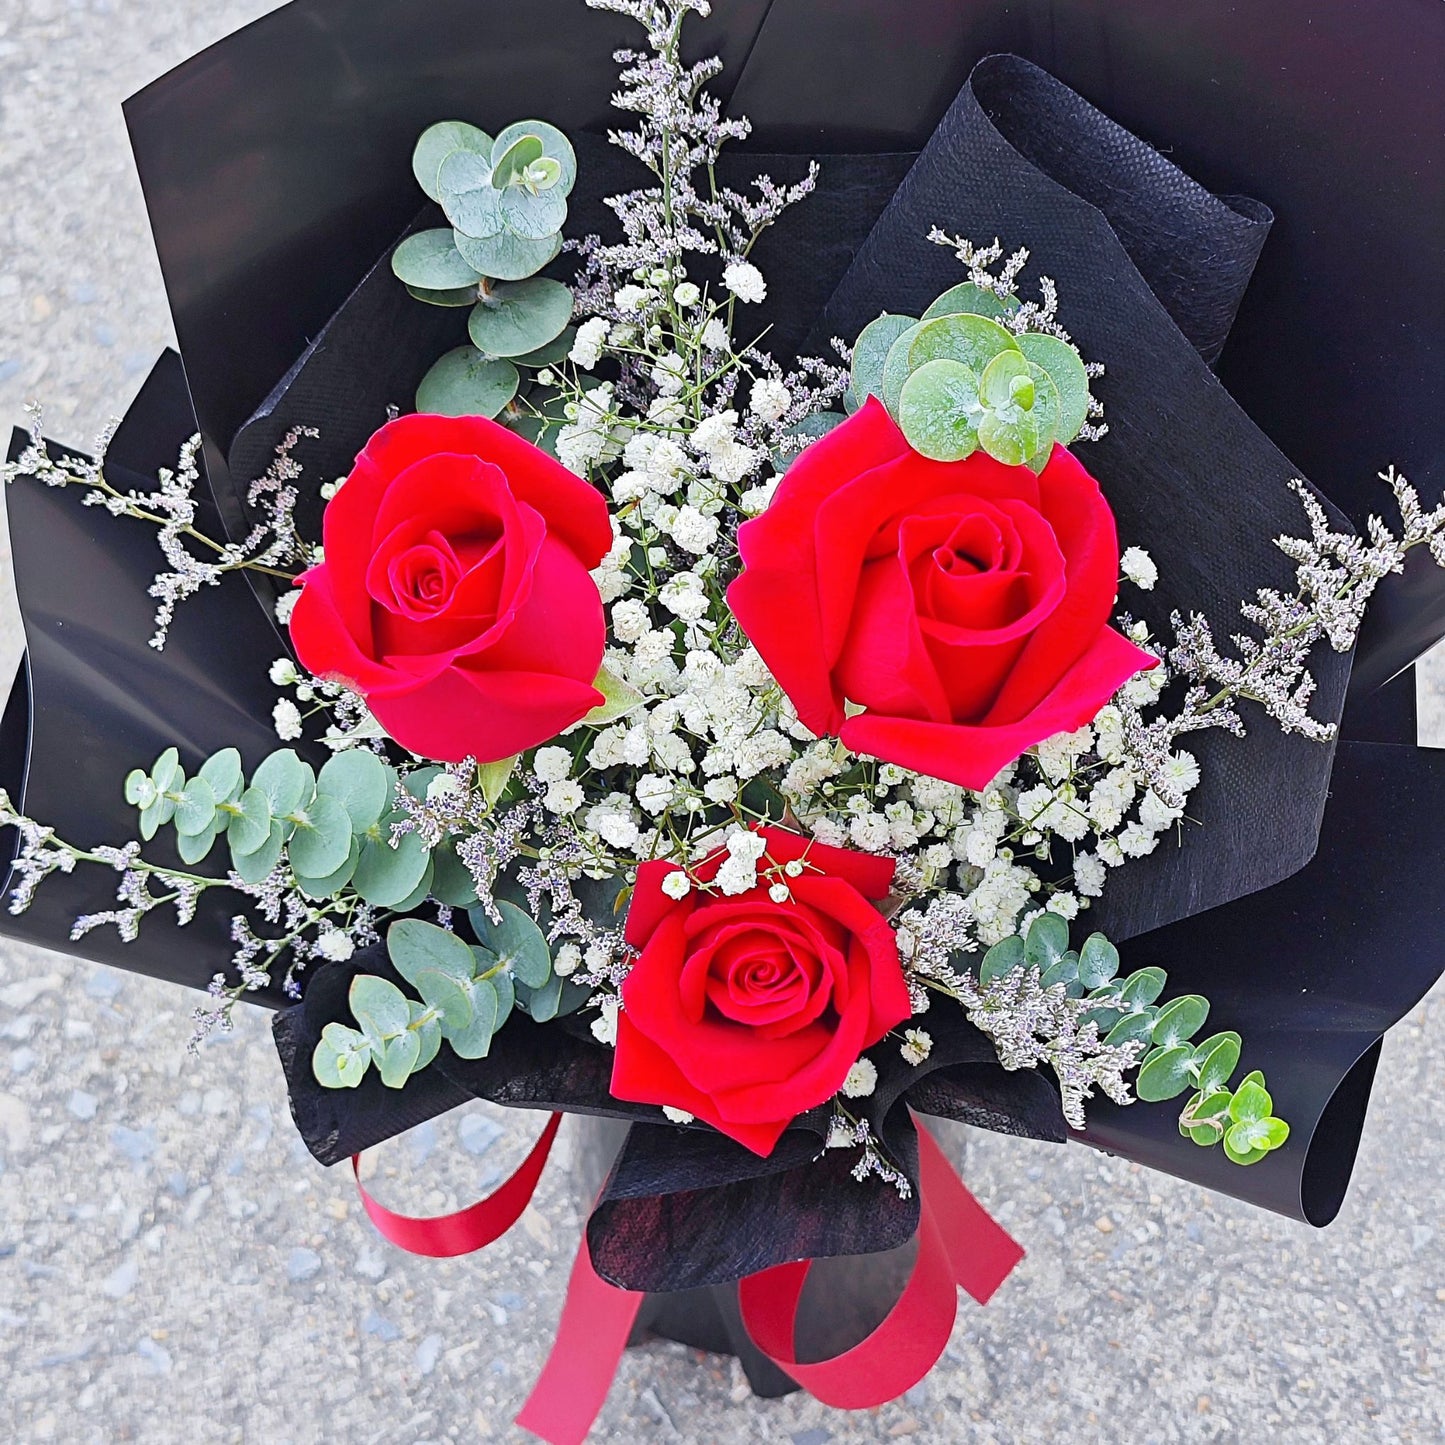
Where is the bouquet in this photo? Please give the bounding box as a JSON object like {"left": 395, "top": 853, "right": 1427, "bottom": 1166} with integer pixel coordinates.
{"left": 4, "top": 1, "right": 1442, "bottom": 1438}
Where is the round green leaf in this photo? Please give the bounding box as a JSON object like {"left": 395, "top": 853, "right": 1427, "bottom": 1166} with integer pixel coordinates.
{"left": 177, "top": 820, "right": 222, "bottom": 865}
{"left": 518, "top": 971, "right": 564, "bottom": 1023}
{"left": 416, "top": 347, "right": 519, "bottom": 419}
{"left": 1118, "top": 967, "right": 1167, "bottom": 1008}
{"left": 411, "top": 1004, "right": 444, "bottom": 1072}
{"left": 352, "top": 827, "right": 431, "bottom": 908}
{"left": 378, "top": 1029, "right": 422, "bottom": 1089}
{"left": 468, "top": 278, "right": 574, "bottom": 359}
{"left": 226, "top": 785, "right": 274, "bottom": 857}
{"left": 1040, "top": 952, "right": 1081, "bottom": 994}
{"left": 252, "top": 749, "right": 315, "bottom": 819}
{"left": 1104, "top": 1011, "right": 1155, "bottom": 1048}
{"left": 1194, "top": 1032, "right": 1242, "bottom": 1094}
{"left": 498, "top": 185, "right": 568, "bottom": 241}
{"left": 392, "top": 229, "right": 486, "bottom": 291}
{"left": 1137, "top": 1043, "right": 1196, "bottom": 1101}
{"left": 1024, "top": 362, "right": 1061, "bottom": 460}
{"left": 454, "top": 227, "right": 563, "bottom": 283}
{"left": 978, "top": 404, "right": 1042, "bottom": 466}
{"left": 1017, "top": 332, "right": 1092, "bottom": 442}
{"left": 1229, "top": 1079, "right": 1273, "bottom": 1125}
{"left": 468, "top": 900, "right": 551, "bottom": 988}
{"left": 907, "top": 313, "right": 1019, "bottom": 377}
{"left": 173, "top": 777, "right": 217, "bottom": 837}
{"left": 880, "top": 321, "right": 929, "bottom": 412}
{"left": 313, "top": 1023, "right": 371, "bottom": 1089}
{"left": 413, "top": 969, "right": 473, "bottom": 1034}
{"left": 406, "top": 282, "right": 480, "bottom": 308}
{"left": 513, "top": 325, "right": 577, "bottom": 369}
{"left": 438, "top": 151, "right": 505, "bottom": 238}
{"left": 979, "top": 349, "right": 1032, "bottom": 409}
{"left": 1024, "top": 912, "right": 1070, "bottom": 969}
{"left": 413, "top": 120, "right": 493, "bottom": 202}
{"left": 388, "top": 917, "right": 477, "bottom": 986}
{"left": 233, "top": 821, "right": 287, "bottom": 884}
{"left": 294, "top": 838, "right": 360, "bottom": 899}
{"left": 124, "top": 769, "right": 152, "bottom": 807}
{"left": 350, "top": 974, "right": 411, "bottom": 1041}
{"left": 897, "top": 359, "right": 982, "bottom": 462}
{"left": 491, "top": 970, "right": 516, "bottom": 1033}
{"left": 392, "top": 858, "right": 436, "bottom": 916}
{"left": 446, "top": 977, "right": 501, "bottom": 1059}
{"left": 151, "top": 747, "right": 182, "bottom": 793}
{"left": 1151, "top": 994, "right": 1211, "bottom": 1049}
{"left": 317, "top": 749, "right": 390, "bottom": 833}
{"left": 199, "top": 747, "right": 243, "bottom": 804}
{"left": 1222, "top": 1132, "right": 1270, "bottom": 1166}
{"left": 430, "top": 843, "right": 481, "bottom": 906}
{"left": 492, "top": 120, "right": 576, "bottom": 197}
{"left": 979, "top": 934, "right": 1024, "bottom": 985}
{"left": 850, "top": 313, "right": 917, "bottom": 406}
{"left": 490, "top": 132, "right": 545, "bottom": 186}
{"left": 288, "top": 793, "right": 353, "bottom": 877}
{"left": 921, "top": 282, "right": 1021, "bottom": 322}
{"left": 1077, "top": 933, "right": 1120, "bottom": 989}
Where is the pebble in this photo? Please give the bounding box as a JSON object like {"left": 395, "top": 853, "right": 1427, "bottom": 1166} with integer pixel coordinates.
{"left": 415, "top": 1334, "right": 444, "bottom": 1377}
{"left": 67, "top": 1090, "right": 98, "bottom": 1121}
{"left": 0, "top": 974, "right": 61, "bottom": 1009}
{"left": 361, "top": 1310, "right": 401, "bottom": 1342}
{"left": 792, "top": 1430, "right": 833, "bottom": 1445}
{"left": 82, "top": 970, "right": 124, "bottom": 1001}
{"left": 135, "top": 1337, "right": 172, "bottom": 1375}
{"left": 287, "top": 1247, "right": 322, "bottom": 1283}
{"left": 9, "top": 1047, "right": 36, "bottom": 1075}
{"left": 457, "top": 1113, "right": 504, "bottom": 1158}
{"left": 102, "top": 1258, "right": 139, "bottom": 1300}
{"left": 109, "top": 1124, "right": 157, "bottom": 1165}
{"left": 354, "top": 1246, "right": 387, "bottom": 1282}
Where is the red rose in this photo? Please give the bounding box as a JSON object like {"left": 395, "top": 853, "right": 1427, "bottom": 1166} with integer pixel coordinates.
{"left": 290, "top": 413, "right": 612, "bottom": 763}
{"left": 610, "top": 827, "right": 911, "bottom": 1157}
{"left": 728, "top": 398, "right": 1155, "bottom": 788}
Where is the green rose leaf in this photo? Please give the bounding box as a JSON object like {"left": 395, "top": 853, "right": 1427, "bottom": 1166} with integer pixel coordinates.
{"left": 897, "top": 358, "right": 982, "bottom": 462}
{"left": 313, "top": 1023, "right": 372, "bottom": 1089}
{"left": 437, "top": 150, "right": 505, "bottom": 238}
{"left": 907, "top": 312, "right": 1020, "bottom": 378}
{"left": 413, "top": 120, "right": 493, "bottom": 202}
{"left": 492, "top": 120, "right": 577, "bottom": 197}
{"left": 350, "top": 974, "right": 412, "bottom": 1045}
{"left": 478, "top": 755, "right": 518, "bottom": 810}
{"left": 352, "top": 825, "right": 431, "bottom": 908}
{"left": 454, "top": 228, "right": 563, "bottom": 283}
{"left": 1137, "top": 1043, "right": 1196, "bottom": 1101}
{"left": 415, "top": 347, "right": 520, "bottom": 420}
{"left": 445, "top": 977, "right": 501, "bottom": 1059}
{"left": 1077, "top": 933, "right": 1120, "bottom": 989}
{"left": 378, "top": 1028, "right": 422, "bottom": 1089}
{"left": 577, "top": 664, "right": 644, "bottom": 728}
{"left": 287, "top": 793, "right": 353, "bottom": 878}
{"left": 392, "top": 229, "right": 487, "bottom": 291}
{"left": 317, "top": 749, "right": 390, "bottom": 833}
{"left": 468, "top": 900, "right": 551, "bottom": 989}
{"left": 978, "top": 934, "right": 1024, "bottom": 985}
{"left": 468, "top": 278, "right": 574, "bottom": 359}
{"left": 252, "top": 749, "right": 315, "bottom": 819}
{"left": 850, "top": 313, "right": 917, "bottom": 407}
{"left": 921, "top": 282, "right": 1021, "bottom": 322}
{"left": 1024, "top": 912, "right": 1070, "bottom": 969}
{"left": 198, "top": 747, "right": 243, "bottom": 805}
{"left": 1151, "top": 994, "right": 1211, "bottom": 1050}
{"left": 1017, "top": 332, "right": 1092, "bottom": 443}
{"left": 388, "top": 917, "right": 477, "bottom": 987}
{"left": 173, "top": 777, "right": 217, "bottom": 838}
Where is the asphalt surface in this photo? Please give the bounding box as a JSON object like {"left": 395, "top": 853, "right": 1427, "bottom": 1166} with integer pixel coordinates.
{"left": 1, "top": 3, "right": 1443, "bottom": 1442}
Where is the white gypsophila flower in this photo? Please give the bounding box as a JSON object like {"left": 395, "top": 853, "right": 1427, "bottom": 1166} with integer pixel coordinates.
{"left": 1046, "top": 892, "right": 1080, "bottom": 921}
{"left": 714, "top": 853, "right": 758, "bottom": 895}
{"left": 592, "top": 565, "right": 630, "bottom": 603}
{"left": 1118, "top": 822, "right": 1159, "bottom": 858}
{"left": 692, "top": 410, "right": 737, "bottom": 455}
{"left": 610, "top": 598, "right": 651, "bottom": 643}
{"left": 658, "top": 572, "right": 710, "bottom": 620}
{"left": 1035, "top": 725, "right": 1093, "bottom": 781}
{"left": 269, "top": 658, "right": 300, "bottom": 686}
{"left": 1121, "top": 664, "right": 1167, "bottom": 707}
{"left": 662, "top": 1105, "right": 695, "bottom": 1124}
{"left": 673, "top": 281, "right": 701, "bottom": 308}
{"left": 842, "top": 1058, "right": 878, "bottom": 1098}
{"left": 699, "top": 317, "right": 730, "bottom": 352}
{"left": 544, "top": 780, "right": 585, "bottom": 815}
{"left": 749, "top": 378, "right": 791, "bottom": 422}
{"left": 1163, "top": 750, "right": 1201, "bottom": 795}
{"left": 1073, "top": 851, "right": 1107, "bottom": 898}
{"left": 768, "top": 882, "right": 790, "bottom": 903}
{"left": 726, "top": 828, "right": 767, "bottom": 863}
{"left": 922, "top": 843, "right": 953, "bottom": 871}
{"left": 811, "top": 817, "right": 848, "bottom": 847}
{"left": 668, "top": 505, "right": 720, "bottom": 555}
{"left": 1093, "top": 704, "right": 1126, "bottom": 763}
{"left": 635, "top": 773, "right": 674, "bottom": 816}
{"left": 588, "top": 801, "right": 641, "bottom": 851}
{"left": 272, "top": 699, "right": 303, "bottom": 741}
{"left": 570, "top": 316, "right": 610, "bottom": 370}
{"left": 614, "top": 284, "right": 652, "bottom": 311}
{"left": 553, "top": 943, "right": 582, "bottom": 978}
{"left": 275, "top": 589, "right": 299, "bottom": 625}
{"left": 532, "top": 746, "right": 573, "bottom": 783}
{"left": 1120, "top": 545, "right": 1158, "bottom": 590}
{"left": 703, "top": 777, "right": 738, "bottom": 803}
{"left": 723, "top": 261, "right": 767, "bottom": 304}
{"left": 590, "top": 998, "right": 620, "bottom": 1047}
{"left": 1097, "top": 835, "right": 1126, "bottom": 868}
{"left": 707, "top": 440, "right": 763, "bottom": 485}
{"left": 901, "top": 1029, "right": 933, "bottom": 1066}
{"left": 660, "top": 869, "right": 691, "bottom": 900}
{"left": 316, "top": 929, "right": 355, "bottom": 962}
{"left": 651, "top": 352, "right": 687, "bottom": 395}
{"left": 849, "top": 812, "right": 891, "bottom": 852}
{"left": 1138, "top": 789, "right": 1182, "bottom": 834}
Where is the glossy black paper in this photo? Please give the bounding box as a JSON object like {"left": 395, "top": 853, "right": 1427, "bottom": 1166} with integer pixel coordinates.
{"left": 0, "top": 0, "right": 1440, "bottom": 1301}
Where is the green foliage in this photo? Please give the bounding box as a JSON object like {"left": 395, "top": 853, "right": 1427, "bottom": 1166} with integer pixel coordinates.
{"left": 400, "top": 115, "right": 577, "bottom": 420}
{"left": 978, "top": 916, "right": 1288, "bottom": 1167}
{"left": 866, "top": 280, "right": 1095, "bottom": 470}
{"left": 124, "top": 743, "right": 425, "bottom": 902}
{"left": 577, "top": 664, "right": 645, "bottom": 728}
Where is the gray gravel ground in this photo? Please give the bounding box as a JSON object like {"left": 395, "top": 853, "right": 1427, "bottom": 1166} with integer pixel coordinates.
{"left": 2, "top": 3, "right": 1444, "bottom": 1442}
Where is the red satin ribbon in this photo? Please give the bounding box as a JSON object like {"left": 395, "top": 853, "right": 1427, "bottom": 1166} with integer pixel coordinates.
{"left": 354, "top": 1112, "right": 1022, "bottom": 1444}
{"left": 352, "top": 1110, "right": 561, "bottom": 1258}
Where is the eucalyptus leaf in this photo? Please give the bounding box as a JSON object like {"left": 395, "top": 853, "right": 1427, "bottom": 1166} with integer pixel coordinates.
{"left": 415, "top": 347, "right": 519, "bottom": 419}
{"left": 898, "top": 359, "right": 983, "bottom": 462}
{"left": 294, "top": 838, "right": 360, "bottom": 900}
{"left": 1137, "top": 1043, "right": 1196, "bottom": 1102}
{"left": 317, "top": 749, "right": 390, "bottom": 833}
{"left": 413, "top": 120, "right": 493, "bottom": 202}
{"left": 1118, "top": 967, "right": 1167, "bottom": 1008}
{"left": 352, "top": 826, "right": 431, "bottom": 908}
{"left": 978, "top": 403, "right": 1042, "bottom": 466}
{"left": 412, "top": 1005, "right": 444, "bottom": 1072}
{"left": 1017, "top": 332, "right": 1092, "bottom": 442}
{"left": 150, "top": 746, "right": 182, "bottom": 794}
{"left": 1024, "top": 912, "right": 1069, "bottom": 969}
{"left": 350, "top": 974, "right": 412, "bottom": 1042}
{"left": 173, "top": 777, "right": 217, "bottom": 837}
{"left": 405, "top": 282, "right": 480, "bottom": 308}
{"left": 513, "top": 325, "right": 577, "bottom": 369}
{"left": 490, "top": 133, "right": 545, "bottom": 187}
{"left": 388, "top": 917, "right": 477, "bottom": 986}
{"left": 1194, "top": 1032, "right": 1242, "bottom": 1094}
{"left": 907, "top": 312, "right": 1020, "bottom": 377}
{"left": 287, "top": 793, "right": 353, "bottom": 877}
{"left": 378, "top": 1029, "right": 422, "bottom": 1088}
{"left": 252, "top": 749, "right": 315, "bottom": 819}
{"left": 1151, "top": 994, "right": 1211, "bottom": 1049}
{"left": 1222, "top": 1133, "right": 1270, "bottom": 1166}
{"left": 198, "top": 748, "right": 243, "bottom": 804}
{"left": 233, "top": 821, "right": 286, "bottom": 884}
{"left": 446, "top": 977, "right": 501, "bottom": 1059}
{"left": 880, "top": 321, "right": 929, "bottom": 412}
{"left": 124, "top": 769, "right": 151, "bottom": 807}
{"left": 468, "top": 900, "right": 551, "bottom": 989}
{"left": 392, "top": 229, "right": 486, "bottom": 291}
{"left": 429, "top": 842, "right": 481, "bottom": 907}
{"left": 313, "top": 1023, "right": 371, "bottom": 1089}
{"left": 468, "top": 278, "right": 574, "bottom": 359}
{"left": 850, "top": 313, "right": 916, "bottom": 406}
{"left": 1077, "top": 933, "right": 1120, "bottom": 989}
{"left": 1229, "top": 1080, "right": 1273, "bottom": 1124}
{"left": 491, "top": 970, "right": 516, "bottom": 1032}
{"left": 226, "top": 785, "right": 273, "bottom": 856}
{"left": 576, "top": 664, "right": 644, "bottom": 728}
{"left": 412, "top": 969, "right": 474, "bottom": 1033}
{"left": 454, "top": 228, "right": 563, "bottom": 283}
{"left": 437, "top": 150, "right": 505, "bottom": 238}
{"left": 1104, "top": 1011, "right": 1156, "bottom": 1049}
{"left": 390, "top": 857, "right": 437, "bottom": 915}
{"left": 1024, "top": 362, "right": 1061, "bottom": 460}
{"left": 921, "top": 282, "right": 1021, "bottom": 322}
{"left": 518, "top": 970, "right": 564, "bottom": 1022}
{"left": 177, "top": 819, "right": 223, "bottom": 866}
{"left": 979, "top": 349, "right": 1034, "bottom": 409}
{"left": 491, "top": 120, "right": 576, "bottom": 197}
{"left": 499, "top": 185, "right": 569, "bottom": 241}
{"left": 979, "top": 934, "right": 1024, "bottom": 985}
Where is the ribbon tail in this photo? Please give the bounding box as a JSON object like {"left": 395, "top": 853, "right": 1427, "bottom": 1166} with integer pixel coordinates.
{"left": 352, "top": 1110, "right": 562, "bottom": 1258}
{"left": 515, "top": 1232, "right": 645, "bottom": 1445}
